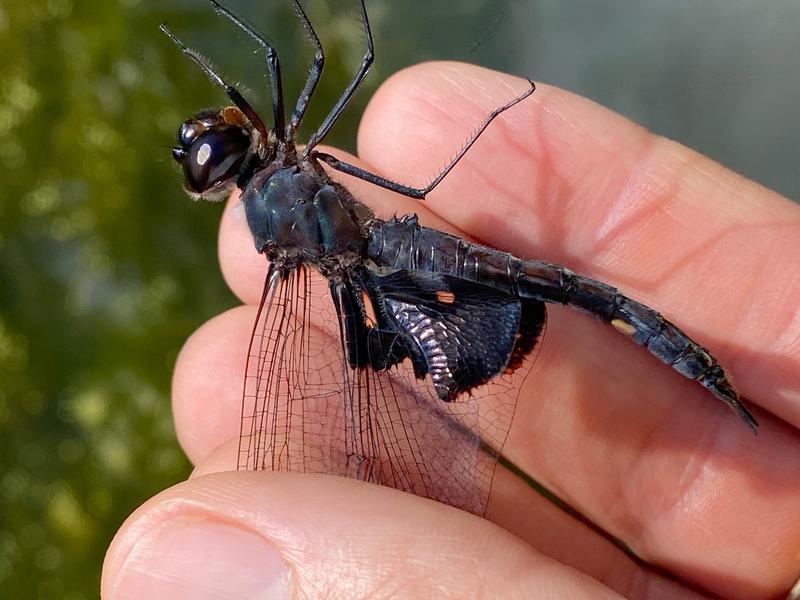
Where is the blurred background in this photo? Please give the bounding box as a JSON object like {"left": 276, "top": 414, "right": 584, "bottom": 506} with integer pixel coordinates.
{"left": 1, "top": 0, "right": 798, "bottom": 597}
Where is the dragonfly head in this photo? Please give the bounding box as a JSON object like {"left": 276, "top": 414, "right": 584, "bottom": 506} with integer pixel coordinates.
{"left": 171, "top": 106, "right": 259, "bottom": 202}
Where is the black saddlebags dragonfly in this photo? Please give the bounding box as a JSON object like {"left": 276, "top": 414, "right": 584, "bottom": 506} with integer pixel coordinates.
{"left": 162, "top": 0, "right": 757, "bottom": 516}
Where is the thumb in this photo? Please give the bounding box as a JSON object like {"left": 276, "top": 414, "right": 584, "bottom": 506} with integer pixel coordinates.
{"left": 102, "top": 450, "right": 619, "bottom": 599}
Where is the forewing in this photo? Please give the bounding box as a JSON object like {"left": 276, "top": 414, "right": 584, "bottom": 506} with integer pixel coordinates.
{"left": 238, "top": 265, "right": 545, "bottom": 516}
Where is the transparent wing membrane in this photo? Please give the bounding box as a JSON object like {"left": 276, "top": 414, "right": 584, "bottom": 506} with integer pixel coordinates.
{"left": 238, "top": 265, "right": 543, "bottom": 515}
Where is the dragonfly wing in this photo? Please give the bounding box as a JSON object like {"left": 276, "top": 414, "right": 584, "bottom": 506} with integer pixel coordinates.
{"left": 238, "top": 264, "right": 546, "bottom": 516}
{"left": 238, "top": 264, "right": 346, "bottom": 474}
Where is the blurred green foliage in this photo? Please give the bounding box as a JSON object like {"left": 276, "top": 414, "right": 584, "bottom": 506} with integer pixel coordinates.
{"left": 0, "top": 0, "right": 797, "bottom": 598}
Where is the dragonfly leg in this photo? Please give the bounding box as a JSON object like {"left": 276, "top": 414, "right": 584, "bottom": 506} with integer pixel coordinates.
{"left": 159, "top": 23, "right": 270, "bottom": 141}
{"left": 310, "top": 79, "right": 535, "bottom": 199}
{"left": 303, "top": 0, "right": 373, "bottom": 156}
{"left": 289, "top": 0, "right": 325, "bottom": 135}
{"left": 207, "top": 1, "right": 287, "bottom": 140}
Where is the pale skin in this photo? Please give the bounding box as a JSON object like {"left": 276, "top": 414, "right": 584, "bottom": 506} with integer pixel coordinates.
{"left": 102, "top": 63, "right": 800, "bottom": 599}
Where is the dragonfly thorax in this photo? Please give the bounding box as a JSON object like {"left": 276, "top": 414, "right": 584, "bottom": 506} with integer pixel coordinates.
{"left": 242, "top": 165, "right": 372, "bottom": 272}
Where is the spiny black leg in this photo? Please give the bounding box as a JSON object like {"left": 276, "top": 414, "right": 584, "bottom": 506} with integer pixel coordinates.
{"left": 289, "top": 0, "right": 325, "bottom": 136}
{"left": 302, "top": 0, "right": 373, "bottom": 157}
{"left": 160, "top": 24, "right": 269, "bottom": 140}
{"left": 313, "top": 152, "right": 426, "bottom": 199}
{"left": 311, "top": 80, "right": 536, "bottom": 199}
{"left": 207, "top": 1, "right": 286, "bottom": 141}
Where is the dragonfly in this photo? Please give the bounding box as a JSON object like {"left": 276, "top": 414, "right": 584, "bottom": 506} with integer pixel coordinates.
{"left": 161, "top": 0, "right": 758, "bottom": 516}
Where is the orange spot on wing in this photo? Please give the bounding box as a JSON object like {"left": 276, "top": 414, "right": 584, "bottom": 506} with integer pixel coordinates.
{"left": 435, "top": 291, "right": 456, "bottom": 304}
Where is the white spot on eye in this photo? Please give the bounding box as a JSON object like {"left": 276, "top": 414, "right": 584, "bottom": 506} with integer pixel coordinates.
{"left": 196, "top": 142, "right": 212, "bottom": 166}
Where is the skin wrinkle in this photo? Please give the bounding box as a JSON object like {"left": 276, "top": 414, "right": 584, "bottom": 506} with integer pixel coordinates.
{"left": 569, "top": 142, "right": 765, "bottom": 297}
{"left": 563, "top": 159, "right": 619, "bottom": 234}
{"left": 675, "top": 468, "right": 749, "bottom": 566}
{"left": 598, "top": 399, "right": 688, "bottom": 554}
{"left": 289, "top": 507, "right": 524, "bottom": 598}
{"left": 625, "top": 421, "right": 737, "bottom": 590}
{"left": 424, "top": 81, "right": 788, "bottom": 368}
{"left": 471, "top": 117, "right": 539, "bottom": 213}
{"left": 649, "top": 418, "right": 721, "bottom": 540}
{"left": 450, "top": 85, "right": 556, "bottom": 231}
{"left": 392, "top": 71, "right": 788, "bottom": 370}
{"left": 489, "top": 467, "right": 682, "bottom": 600}
{"left": 555, "top": 103, "right": 636, "bottom": 158}
{"left": 589, "top": 136, "right": 681, "bottom": 260}
{"left": 468, "top": 210, "right": 780, "bottom": 584}
{"left": 535, "top": 90, "right": 581, "bottom": 136}
{"left": 195, "top": 292, "right": 756, "bottom": 596}
{"left": 517, "top": 357, "right": 633, "bottom": 508}
{"left": 437, "top": 63, "right": 499, "bottom": 102}
{"left": 524, "top": 113, "right": 649, "bottom": 269}
{"left": 773, "top": 304, "right": 800, "bottom": 356}
{"left": 669, "top": 145, "right": 778, "bottom": 220}
{"left": 727, "top": 232, "right": 791, "bottom": 333}
{"left": 542, "top": 165, "right": 800, "bottom": 426}
{"left": 617, "top": 224, "right": 741, "bottom": 295}
{"left": 475, "top": 135, "right": 564, "bottom": 255}
{"left": 656, "top": 224, "right": 788, "bottom": 322}
{"left": 753, "top": 226, "right": 800, "bottom": 316}
{"left": 625, "top": 418, "right": 693, "bottom": 535}
{"left": 352, "top": 93, "right": 441, "bottom": 194}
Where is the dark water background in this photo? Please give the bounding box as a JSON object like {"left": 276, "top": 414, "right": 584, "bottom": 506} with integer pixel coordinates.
{"left": 0, "top": 1, "right": 797, "bottom": 597}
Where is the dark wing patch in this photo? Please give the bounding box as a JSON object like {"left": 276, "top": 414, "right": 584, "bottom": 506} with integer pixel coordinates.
{"left": 360, "top": 269, "right": 535, "bottom": 401}
{"left": 506, "top": 299, "right": 547, "bottom": 374}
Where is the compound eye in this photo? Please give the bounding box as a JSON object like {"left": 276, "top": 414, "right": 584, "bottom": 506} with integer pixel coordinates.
{"left": 177, "top": 125, "right": 250, "bottom": 194}
{"left": 177, "top": 110, "right": 225, "bottom": 147}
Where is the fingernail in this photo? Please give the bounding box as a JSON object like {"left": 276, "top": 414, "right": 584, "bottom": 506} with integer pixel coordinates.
{"left": 110, "top": 515, "right": 292, "bottom": 600}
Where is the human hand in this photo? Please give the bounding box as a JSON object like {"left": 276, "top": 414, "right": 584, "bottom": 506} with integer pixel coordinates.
{"left": 102, "top": 62, "right": 800, "bottom": 599}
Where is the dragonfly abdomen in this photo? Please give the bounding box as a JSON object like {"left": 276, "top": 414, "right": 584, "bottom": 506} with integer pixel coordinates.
{"left": 367, "top": 215, "right": 757, "bottom": 431}
{"left": 535, "top": 266, "right": 758, "bottom": 432}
